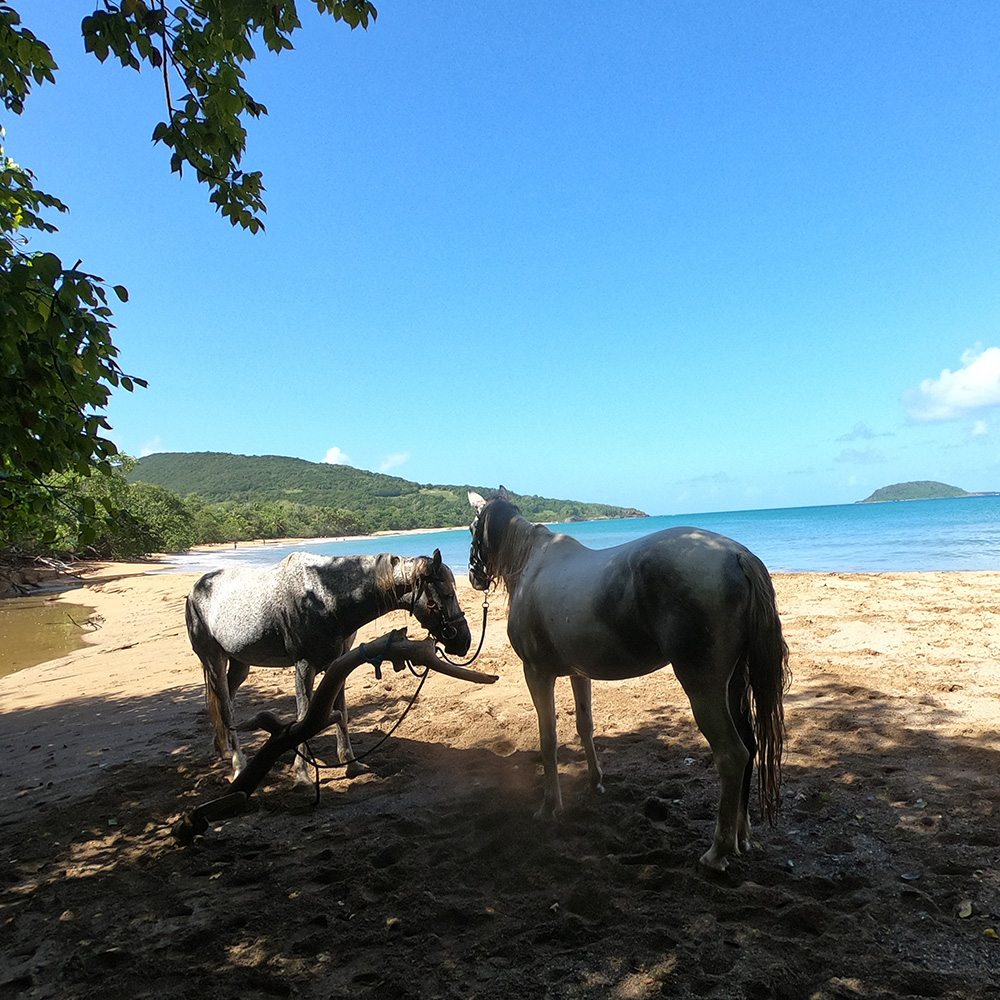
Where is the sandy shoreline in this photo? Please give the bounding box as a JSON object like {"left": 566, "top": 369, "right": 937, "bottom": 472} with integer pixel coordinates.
{"left": 2, "top": 567, "right": 999, "bottom": 998}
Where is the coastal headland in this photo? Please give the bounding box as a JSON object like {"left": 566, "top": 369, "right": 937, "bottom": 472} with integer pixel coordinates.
{"left": 2, "top": 564, "right": 999, "bottom": 998}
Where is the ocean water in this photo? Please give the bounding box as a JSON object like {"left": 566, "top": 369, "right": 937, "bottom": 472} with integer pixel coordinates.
{"left": 166, "top": 495, "right": 1000, "bottom": 576}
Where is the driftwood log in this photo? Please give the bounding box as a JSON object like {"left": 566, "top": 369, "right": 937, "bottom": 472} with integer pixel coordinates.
{"left": 172, "top": 629, "right": 497, "bottom": 843}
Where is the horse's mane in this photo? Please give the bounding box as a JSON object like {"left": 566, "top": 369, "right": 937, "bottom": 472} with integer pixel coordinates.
{"left": 483, "top": 498, "right": 548, "bottom": 594}
{"left": 373, "top": 552, "right": 429, "bottom": 610}
{"left": 373, "top": 553, "right": 398, "bottom": 597}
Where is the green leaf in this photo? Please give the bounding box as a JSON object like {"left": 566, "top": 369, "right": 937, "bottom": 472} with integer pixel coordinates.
{"left": 34, "top": 252, "right": 62, "bottom": 284}
{"left": 113, "top": 284, "right": 129, "bottom": 302}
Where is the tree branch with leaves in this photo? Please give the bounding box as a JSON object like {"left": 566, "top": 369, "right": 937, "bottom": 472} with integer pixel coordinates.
{"left": 0, "top": 1, "right": 376, "bottom": 552}
{"left": 81, "top": 0, "right": 377, "bottom": 231}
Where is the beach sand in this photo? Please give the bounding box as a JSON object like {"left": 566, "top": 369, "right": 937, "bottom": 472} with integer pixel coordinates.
{"left": 1, "top": 567, "right": 999, "bottom": 998}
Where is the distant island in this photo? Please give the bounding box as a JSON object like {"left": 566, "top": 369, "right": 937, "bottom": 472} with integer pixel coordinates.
{"left": 858, "top": 481, "right": 1000, "bottom": 503}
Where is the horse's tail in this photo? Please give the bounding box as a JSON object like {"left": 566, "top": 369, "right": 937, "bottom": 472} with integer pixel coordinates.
{"left": 185, "top": 592, "right": 230, "bottom": 757}
{"left": 738, "top": 551, "right": 791, "bottom": 825}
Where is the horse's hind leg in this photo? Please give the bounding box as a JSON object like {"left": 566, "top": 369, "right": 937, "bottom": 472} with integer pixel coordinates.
{"left": 728, "top": 666, "right": 756, "bottom": 853}
{"left": 224, "top": 658, "right": 251, "bottom": 776}
{"left": 188, "top": 599, "right": 245, "bottom": 776}
{"left": 228, "top": 658, "right": 250, "bottom": 700}
{"left": 199, "top": 648, "right": 246, "bottom": 776}
{"left": 293, "top": 659, "right": 319, "bottom": 783}
{"left": 675, "top": 661, "right": 750, "bottom": 872}
{"left": 570, "top": 674, "right": 604, "bottom": 795}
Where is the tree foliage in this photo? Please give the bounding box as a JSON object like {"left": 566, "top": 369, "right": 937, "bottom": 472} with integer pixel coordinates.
{"left": 0, "top": 6, "right": 147, "bottom": 548}
{"left": 6, "top": 446, "right": 646, "bottom": 559}
{"left": 81, "top": 0, "right": 377, "bottom": 230}
{"left": 8, "top": 457, "right": 369, "bottom": 558}
{"left": 1, "top": 2, "right": 376, "bottom": 554}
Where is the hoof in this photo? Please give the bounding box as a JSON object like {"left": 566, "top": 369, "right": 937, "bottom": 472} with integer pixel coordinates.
{"left": 345, "top": 760, "right": 371, "bottom": 779}
{"left": 698, "top": 847, "right": 730, "bottom": 873}
{"left": 533, "top": 803, "right": 561, "bottom": 822}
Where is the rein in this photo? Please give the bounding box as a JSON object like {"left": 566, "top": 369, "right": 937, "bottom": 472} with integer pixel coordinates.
{"left": 297, "top": 581, "right": 491, "bottom": 802}
{"left": 435, "top": 595, "right": 489, "bottom": 667}
{"left": 297, "top": 641, "right": 431, "bottom": 803}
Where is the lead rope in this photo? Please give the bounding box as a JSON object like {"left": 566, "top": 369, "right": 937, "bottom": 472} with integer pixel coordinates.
{"left": 298, "top": 634, "right": 430, "bottom": 803}
{"left": 436, "top": 596, "right": 490, "bottom": 667}
{"left": 299, "top": 592, "right": 491, "bottom": 804}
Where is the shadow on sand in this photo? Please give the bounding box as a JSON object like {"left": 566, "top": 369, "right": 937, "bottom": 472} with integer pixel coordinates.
{"left": 2, "top": 672, "right": 999, "bottom": 1000}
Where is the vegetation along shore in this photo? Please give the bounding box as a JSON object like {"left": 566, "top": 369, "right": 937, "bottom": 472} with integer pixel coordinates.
{"left": 1, "top": 451, "right": 645, "bottom": 566}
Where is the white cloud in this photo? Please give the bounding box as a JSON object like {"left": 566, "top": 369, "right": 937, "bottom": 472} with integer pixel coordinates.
{"left": 904, "top": 345, "right": 1000, "bottom": 421}
{"left": 140, "top": 436, "right": 163, "bottom": 457}
{"left": 835, "top": 447, "right": 887, "bottom": 465}
{"left": 379, "top": 452, "right": 410, "bottom": 473}
{"left": 675, "top": 472, "right": 735, "bottom": 487}
{"left": 322, "top": 446, "right": 351, "bottom": 465}
{"left": 837, "top": 422, "right": 892, "bottom": 442}
{"left": 973, "top": 420, "right": 989, "bottom": 436}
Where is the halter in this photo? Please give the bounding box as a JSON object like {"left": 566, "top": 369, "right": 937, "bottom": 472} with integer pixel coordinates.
{"left": 434, "top": 611, "right": 468, "bottom": 643}
{"left": 408, "top": 567, "right": 467, "bottom": 645}
{"left": 412, "top": 555, "right": 490, "bottom": 667}
{"left": 469, "top": 511, "right": 494, "bottom": 590}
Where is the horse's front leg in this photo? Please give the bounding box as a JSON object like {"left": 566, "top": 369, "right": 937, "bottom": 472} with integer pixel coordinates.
{"left": 332, "top": 686, "right": 370, "bottom": 778}
{"left": 570, "top": 673, "right": 604, "bottom": 795}
{"left": 328, "top": 634, "right": 369, "bottom": 778}
{"left": 524, "top": 663, "right": 563, "bottom": 820}
{"left": 293, "top": 659, "right": 318, "bottom": 783}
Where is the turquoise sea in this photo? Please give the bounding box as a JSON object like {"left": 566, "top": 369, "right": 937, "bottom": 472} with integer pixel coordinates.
{"left": 168, "top": 495, "right": 1000, "bottom": 576}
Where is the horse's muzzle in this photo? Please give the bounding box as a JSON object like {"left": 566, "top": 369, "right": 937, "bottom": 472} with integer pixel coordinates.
{"left": 437, "top": 617, "right": 472, "bottom": 656}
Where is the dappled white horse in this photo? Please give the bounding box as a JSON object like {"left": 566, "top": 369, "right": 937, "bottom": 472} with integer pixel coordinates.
{"left": 186, "top": 549, "right": 471, "bottom": 779}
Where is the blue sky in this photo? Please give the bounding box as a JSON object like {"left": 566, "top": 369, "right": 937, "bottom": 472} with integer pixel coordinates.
{"left": 10, "top": 2, "right": 1000, "bottom": 515}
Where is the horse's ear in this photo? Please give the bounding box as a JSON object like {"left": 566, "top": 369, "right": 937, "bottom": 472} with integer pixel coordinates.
{"left": 498, "top": 485, "right": 511, "bottom": 502}
{"left": 468, "top": 491, "right": 488, "bottom": 513}
{"left": 431, "top": 548, "right": 442, "bottom": 570}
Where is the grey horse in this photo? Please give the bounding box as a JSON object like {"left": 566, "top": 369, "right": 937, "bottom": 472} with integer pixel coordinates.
{"left": 468, "top": 488, "right": 789, "bottom": 871}
{"left": 186, "top": 548, "right": 471, "bottom": 779}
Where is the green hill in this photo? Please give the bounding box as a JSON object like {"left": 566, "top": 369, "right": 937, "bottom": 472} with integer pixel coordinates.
{"left": 858, "top": 481, "right": 974, "bottom": 503}
{"left": 129, "top": 452, "right": 647, "bottom": 531}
